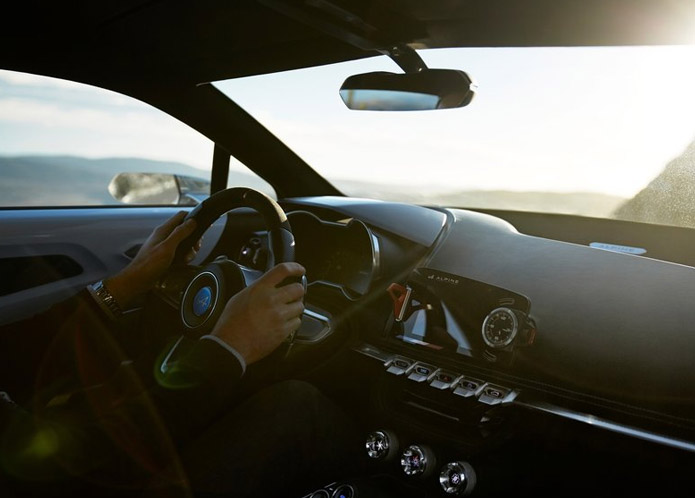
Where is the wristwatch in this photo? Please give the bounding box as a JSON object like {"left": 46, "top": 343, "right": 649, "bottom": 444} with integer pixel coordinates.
{"left": 88, "top": 280, "right": 123, "bottom": 320}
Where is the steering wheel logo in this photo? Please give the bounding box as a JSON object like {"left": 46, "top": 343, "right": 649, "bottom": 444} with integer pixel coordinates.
{"left": 192, "top": 286, "right": 213, "bottom": 317}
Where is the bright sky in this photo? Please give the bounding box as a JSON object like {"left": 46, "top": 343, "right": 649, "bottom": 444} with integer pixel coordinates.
{"left": 0, "top": 70, "right": 214, "bottom": 171}
{"left": 2, "top": 46, "right": 695, "bottom": 199}
{"left": 216, "top": 46, "right": 695, "bottom": 198}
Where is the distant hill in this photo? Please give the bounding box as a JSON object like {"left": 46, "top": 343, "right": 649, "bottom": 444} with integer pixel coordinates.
{"left": 615, "top": 140, "right": 695, "bottom": 228}
{"left": 0, "top": 155, "right": 270, "bottom": 206}
{"left": 1, "top": 155, "right": 630, "bottom": 217}
{"left": 335, "top": 179, "right": 625, "bottom": 218}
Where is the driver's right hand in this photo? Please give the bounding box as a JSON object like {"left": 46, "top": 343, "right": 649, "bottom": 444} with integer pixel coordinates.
{"left": 210, "top": 262, "right": 306, "bottom": 365}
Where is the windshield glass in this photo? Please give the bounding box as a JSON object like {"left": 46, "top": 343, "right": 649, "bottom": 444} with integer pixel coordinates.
{"left": 216, "top": 46, "right": 695, "bottom": 228}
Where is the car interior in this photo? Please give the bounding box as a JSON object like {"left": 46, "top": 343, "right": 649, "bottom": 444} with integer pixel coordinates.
{"left": 2, "top": 1, "right": 695, "bottom": 497}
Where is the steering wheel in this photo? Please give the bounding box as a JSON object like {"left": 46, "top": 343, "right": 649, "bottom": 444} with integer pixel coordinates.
{"left": 170, "top": 187, "right": 302, "bottom": 338}
{"left": 154, "top": 187, "right": 307, "bottom": 376}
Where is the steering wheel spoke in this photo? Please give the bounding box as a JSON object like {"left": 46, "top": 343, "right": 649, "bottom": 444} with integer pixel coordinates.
{"left": 154, "top": 265, "right": 201, "bottom": 308}
{"left": 238, "top": 265, "right": 264, "bottom": 288}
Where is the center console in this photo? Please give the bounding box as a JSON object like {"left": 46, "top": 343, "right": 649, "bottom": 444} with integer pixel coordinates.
{"left": 300, "top": 269, "right": 535, "bottom": 497}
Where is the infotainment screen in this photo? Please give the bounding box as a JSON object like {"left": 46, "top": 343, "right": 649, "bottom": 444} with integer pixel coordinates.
{"left": 391, "top": 268, "right": 532, "bottom": 363}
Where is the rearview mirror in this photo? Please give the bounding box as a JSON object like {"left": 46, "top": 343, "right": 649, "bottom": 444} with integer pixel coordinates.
{"left": 339, "top": 69, "right": 476, "bottom": 111}
{"left": 108, "top": 173, "right": 210, "bottom": 205}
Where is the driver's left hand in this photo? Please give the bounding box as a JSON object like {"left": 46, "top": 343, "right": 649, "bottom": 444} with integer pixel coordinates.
{"left": 105, "top": 211, "right": 201, "bottom": 308}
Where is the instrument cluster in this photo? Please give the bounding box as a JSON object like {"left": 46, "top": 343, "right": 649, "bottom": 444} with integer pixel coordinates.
{"left": 288, "top": 211, "right": 379, "bottom": 298}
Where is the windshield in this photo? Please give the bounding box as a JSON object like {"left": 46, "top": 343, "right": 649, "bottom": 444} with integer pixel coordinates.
{"left": 216, "top": 46, "right": 695, "bottom": 228}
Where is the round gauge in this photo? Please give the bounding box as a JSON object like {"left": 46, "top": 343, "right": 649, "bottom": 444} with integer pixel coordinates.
{"left": 481, "top": 307, "right": 519, "bottom": 349}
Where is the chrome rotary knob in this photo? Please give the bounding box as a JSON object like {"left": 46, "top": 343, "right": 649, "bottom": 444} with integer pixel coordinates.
{"left": 400, "top": 444, "right": 434, "bottom": 477}
{"left": 439, "top": 461, "right": 477, "bottom": 495}
{"left": 365, "top": 430, "right": 397, "bottom": 460}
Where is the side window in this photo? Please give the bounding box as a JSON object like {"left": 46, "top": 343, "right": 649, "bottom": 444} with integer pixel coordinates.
{"left": 0, "top": 70, "right": 274, "bottom": 207}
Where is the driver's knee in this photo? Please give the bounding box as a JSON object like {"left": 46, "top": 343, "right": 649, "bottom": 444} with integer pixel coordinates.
{"left": 259, "top": 379, "right": 319, "bottom": 405}
{"left": 177, "top": 380, "right": 361, "bottom": 497}
{"left": 242, "top": 380, "right": 343, "bottom": 441}
{"left": 259, "top": 380, "right": 362, "bottom": 464}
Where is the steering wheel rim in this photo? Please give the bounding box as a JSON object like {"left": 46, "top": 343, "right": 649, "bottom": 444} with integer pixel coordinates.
{"left": 174, "top": 187, "right": 297, "bottom": 338}
{"left": 175, "top": 187, "right": 295, "bottom": 269}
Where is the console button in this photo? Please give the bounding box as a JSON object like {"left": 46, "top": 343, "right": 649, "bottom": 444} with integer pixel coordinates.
{"left": 478, "top": 384, "right": 514, "bottom": 405}
{"left": 385, "top": 356, "right": 414, "bottom": 376}
{"left": 407, "top": 362, "right": 437, "bottom": 382}
{"left": 452, "top": 377, "right": 485, "bottom": 398}
{"left": 429, "top": 370, "right": 460, "bottom": 390}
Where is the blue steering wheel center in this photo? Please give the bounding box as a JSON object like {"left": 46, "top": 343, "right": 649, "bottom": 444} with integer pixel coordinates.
{"left": 192, "top": 286, "right": 213, "bottom": 317}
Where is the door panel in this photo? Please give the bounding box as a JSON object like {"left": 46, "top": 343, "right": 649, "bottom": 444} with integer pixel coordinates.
{"left": 0, "top": 207, "right": 202, "bottom": 325}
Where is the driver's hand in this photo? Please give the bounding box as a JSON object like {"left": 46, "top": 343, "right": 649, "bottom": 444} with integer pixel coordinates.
{"left": 211, "top": 262, "right": 306, "bottom": 365}
{"left": 106, "top": 211, "right": 201, "bottom": 308}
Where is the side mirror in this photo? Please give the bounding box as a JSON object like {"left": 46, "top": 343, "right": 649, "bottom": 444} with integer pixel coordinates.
{"left": 108, "top": 173, "right": 210, "bottom": 205}
{"left": 339, "top": 69, "right": 476, "bottom": 111}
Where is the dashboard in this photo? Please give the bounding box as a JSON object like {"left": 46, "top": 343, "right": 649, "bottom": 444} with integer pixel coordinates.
{"left": 270, "top": 196, "right": 695, "bottom": 497}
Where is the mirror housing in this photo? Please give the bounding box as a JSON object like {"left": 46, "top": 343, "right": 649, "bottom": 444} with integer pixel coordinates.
{"left": 108, "top": 173, "right": 210, "bottom": 205}
{"left": 339, "top": 69, "right": 476, "bottom": 111}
